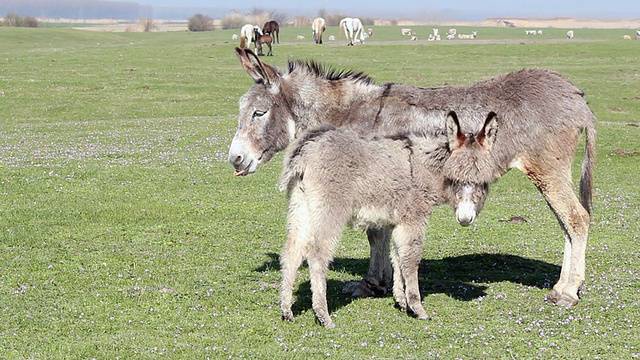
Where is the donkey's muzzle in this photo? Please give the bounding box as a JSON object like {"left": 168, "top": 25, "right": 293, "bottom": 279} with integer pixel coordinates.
{"left": 455, "top": 202, "right": 477, "bottom": 226}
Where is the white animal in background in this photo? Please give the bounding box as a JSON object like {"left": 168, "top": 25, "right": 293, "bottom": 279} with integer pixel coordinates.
{"left": 239, "top": 24, "right": 261, "bottom": 50}
{"left": 446, "top": 33, "right": 454, "bottom": 40}
{"left": 328, "top": 35, "right": 336, "bottom": 41}
{"left": 410, "top": 34, "right": 417, "bottom": 41}
{"left": 525, "top": 30, "right": 537, "bottom": 35}
{"left": 432, "top": 28, "right": 439, "bottom": 37}
{"left": 311, "top": 17, "right": 326, "bottom": 44}
{"left": 537, "top": 30, "right": 543, "bottom": 35}
{"left": 232, "top": 34, "right": 238, "bottom": 40}
{"left": 623, "top": 35, "right": 632, "bottom": 40}
{"left": 401, "top": 28, "right": 412, "bottom": 35}
{"left": 340, "top": 17, "right": 365, "bottom": 45}
{"left": 636, "top": 30, "right": 640, "bottom": 39}
{"left": 458, "top": 31, "right": 477, "bottom": 39}
{"left": 448, "top": 28, "right": 456, "bottom": 35}
{"left": 296, "top": 35, "right": 305, "bottom": 40}
{"left": 566, "top": 30, "right": 574, "bottom": 39}
{"left": 428, "top": 34, "right": 435, "bottom": 41}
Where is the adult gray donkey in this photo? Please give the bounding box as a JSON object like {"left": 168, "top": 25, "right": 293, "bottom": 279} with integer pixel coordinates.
{"left": 228, "top": 48, "right": 596, "bottom": 308}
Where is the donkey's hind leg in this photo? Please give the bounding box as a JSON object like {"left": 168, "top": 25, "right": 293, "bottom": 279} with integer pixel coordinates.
{"left": 307, "top": 237, "right": 338, "bottom": 329}
{"left": 280, "top": 228, "right": 307, "bottom": 323}
{"left": 391, "top": 224, "right": 429, "bottom": 320}
{"left": 280, "top": 190, "right": 311, "bottom": 323}
{"left": 535, "top": 174, "right": 590, "bottom": 307}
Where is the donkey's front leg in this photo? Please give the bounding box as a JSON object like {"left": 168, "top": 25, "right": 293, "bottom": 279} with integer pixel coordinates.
{"left": 393, "top": 224, "right": 429, "bottom": 320}
{"left": 342, "top": 227, "right": 392, "bottom": 297}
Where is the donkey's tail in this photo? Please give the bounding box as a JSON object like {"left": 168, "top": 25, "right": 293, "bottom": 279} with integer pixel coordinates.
{"left": 278, "top": 154, "right": 305, "bottom": 194}
{"left": 240, "top": 37, "right": 246, "bottom": 49}
{"left": 579, "top": 119, "right": 596, "bottom": 215}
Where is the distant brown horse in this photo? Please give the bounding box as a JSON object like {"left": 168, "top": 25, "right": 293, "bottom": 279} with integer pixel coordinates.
{"left": 254, "top": 28, "right": 273, "bottom": 56}
{"left": 262, "top": 20, "right": 279, "bottom": 44}
{"left": 229, "top": 48, "right": 596, "bottom": 309}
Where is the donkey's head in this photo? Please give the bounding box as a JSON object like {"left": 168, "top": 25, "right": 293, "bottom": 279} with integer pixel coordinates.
{"left": 443, "top": 110, "right": 498, "bottom": 226}
{"left": 228, "top": 47, "right": 295, "bottom": 176}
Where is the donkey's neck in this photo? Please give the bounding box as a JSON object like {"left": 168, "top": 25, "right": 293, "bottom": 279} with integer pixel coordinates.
{"left": 287, "top": 74, "right": 385, "bottom": 132}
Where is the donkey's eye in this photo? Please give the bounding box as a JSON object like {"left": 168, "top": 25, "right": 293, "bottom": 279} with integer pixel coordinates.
{"left": 252, "top": 110, "right": 266, "bottom": 118}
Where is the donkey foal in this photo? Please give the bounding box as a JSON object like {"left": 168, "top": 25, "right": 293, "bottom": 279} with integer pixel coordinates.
{"left": 278, "top": 112, "right": 494, "bottom": 328}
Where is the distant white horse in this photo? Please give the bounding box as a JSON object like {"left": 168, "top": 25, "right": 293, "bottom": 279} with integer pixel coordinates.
{"left": 312, "top": 17, "right": 326, "bottom": 44}
{"left": 339, "top": 17, "right": 365, "bottom": 46}
{"left": 240, "top": 24, "right": 261, "bottom": 50}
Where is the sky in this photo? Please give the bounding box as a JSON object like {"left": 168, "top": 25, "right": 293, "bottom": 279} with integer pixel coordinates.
{"left": 133, "top": 0, "right": 639, "bottom": 20}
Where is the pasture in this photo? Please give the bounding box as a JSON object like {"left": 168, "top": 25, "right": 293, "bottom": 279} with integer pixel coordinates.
{"left": 1, "top": 25, "right": 639, "bottom": 358}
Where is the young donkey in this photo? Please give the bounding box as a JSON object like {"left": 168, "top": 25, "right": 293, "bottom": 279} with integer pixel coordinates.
{"left": 279, "top": 111, "right": 494, "bottom": 328}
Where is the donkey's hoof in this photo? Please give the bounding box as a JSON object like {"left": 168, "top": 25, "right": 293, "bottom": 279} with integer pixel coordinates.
{"left": 545, "top": 289, "right": 561, "bottom": 304}
{"left": 555, "top": 293, "right": 579, "bottom": 308}
{"left": 417, "top": 314, "right": 431, "bottom": 321}
{"left": 322, "top": 320, "right": 336, "bottom": 329}
{"left": 342, "top": 279, "right": 387, "bottom": 298}
{"left": 282, "top": 311, "right": 295, "bottom": 323}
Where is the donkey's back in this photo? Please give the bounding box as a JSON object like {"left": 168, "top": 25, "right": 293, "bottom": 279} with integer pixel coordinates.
{"left": 279, "top": 125, "right": 439, "bottom": 226}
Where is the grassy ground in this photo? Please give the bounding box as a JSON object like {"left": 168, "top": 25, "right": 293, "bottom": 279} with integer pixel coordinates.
{"left": 1, "top": 26, "right": 639, "bottom": 359}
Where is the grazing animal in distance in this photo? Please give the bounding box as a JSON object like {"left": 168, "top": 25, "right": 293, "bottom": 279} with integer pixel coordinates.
{"left": 262, "top": 20, "right": 279, "bottom": 44}
{"left": 339, "top": 17, "right": 365, "bottom": 45}
{"left": 312, "top": 17, "right": 326, "bottom": 44}
{"left": 458, "top": 31, "right": 477, "bottom": 39}
{"left": 229, "top": 48, "right": 596, "bottom": 308}
{"left": 240, "top": 24, "right": 261, "bottom": 50}
{"left": 254, "top": 28, "right": 273, "bottom": 56}
{"left": 567, "top": 30, "right": 574, "bottom": 39}
{"left": 279, "top": 111, "right": 494, "bottom": 328}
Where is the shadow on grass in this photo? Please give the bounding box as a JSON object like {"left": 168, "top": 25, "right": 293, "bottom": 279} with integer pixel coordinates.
{"left": 255, "top": 252, "right": 560, "bottom": 317}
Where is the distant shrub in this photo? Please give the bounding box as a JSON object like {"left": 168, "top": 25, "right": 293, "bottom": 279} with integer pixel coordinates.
{"left": 188, "top": 14, "right": 214, "bottom": 32}
{"left": 293, "top": 16, "right": 310, "bottom": 27}
{"left": 324, "top": 14, "right": 374, "bottom": 27}
{"left": 220, "top": 12, "right": 247, "bottom": 30}
{"left": 138, "top": 18, "right": 158, "bottom": 32}
{"left": 2, "top": 12, "right": 39, "bottom": 27}
{"left": 22, "top": 16, "right": 39, "bottom": 27}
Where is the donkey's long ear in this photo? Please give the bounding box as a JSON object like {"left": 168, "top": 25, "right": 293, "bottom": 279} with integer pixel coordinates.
{"left": 235, "top": 47, "right": 279, "bottom": 85}
{"left": 446, "top": 110, "right": 465, "bottom": 151}
{"left": 476, "top": 111, "right": 498, "bottom": 151}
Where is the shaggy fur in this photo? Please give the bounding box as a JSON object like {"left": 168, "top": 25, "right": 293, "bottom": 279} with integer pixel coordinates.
{"left": 278, "top": 114, "right": 491, "bottom": 328}
{"left": 229, "top": 48, "right": 596, "bottom": 308}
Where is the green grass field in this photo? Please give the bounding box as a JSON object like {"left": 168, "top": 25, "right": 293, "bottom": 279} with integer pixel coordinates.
{"left": 1, "top": 25, "right": 639, "bottom": 359}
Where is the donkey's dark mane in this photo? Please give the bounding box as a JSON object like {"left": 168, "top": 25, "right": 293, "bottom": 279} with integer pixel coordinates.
{"left": 287, "top": 59, "right": 374, "bottom": 84}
